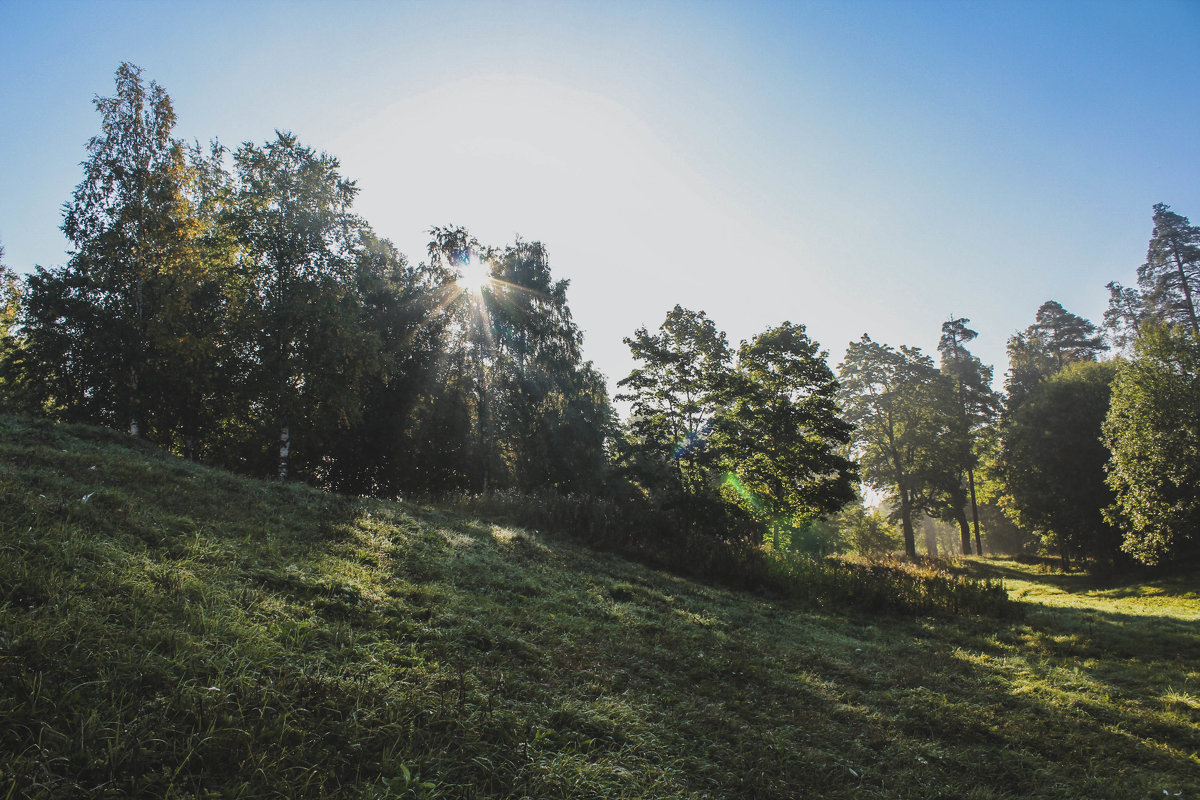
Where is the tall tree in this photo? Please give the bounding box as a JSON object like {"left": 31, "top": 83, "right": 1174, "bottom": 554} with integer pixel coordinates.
{"left": 998, "top": 361, "right": 1120, "bottom": 567}
{"left": 421, "top": 228, "right": 614, "bottom": 494}
{"left": 938, "top": 317, "right": 998, "bottom": 554}
{"left": 1103, "top": 324, "right": 1200, "bottom": 565}
{"left": 838, "top": 336, "right": 963, "bottom": 557}
{"left": 1005, "top": 301, "right": 1104, "bottom": 406}
{"left": 1105, "top": 204, "right": 1200, "bottom": 346}
{"left": 229, "top": 131, "right": 371, "bottom": 481}
{"left": 312, "top": 230, "right": 457, "bottom": 495}
{"left": 18, "top": 63, "right": 209, "bottom": 440}
{"left": 712, "top": 322, "right": 856, "bottom": 545}
{"left": 1103, "top": 280, "right": 1149, "bottom": 351}
{"left": 0, "top": 245, "right": 20, "bottom": 405}
{"left": 617, "top": 305, "right": 731, "bottom": 502}
{"left": 477, "top": 237, "right": 613, "bottom": 492}
{"left": 161, "top": 140, "right": 244, "bottom": 460}
{"left": 1139, "top": 203, "right": 1200, "bottom": 336}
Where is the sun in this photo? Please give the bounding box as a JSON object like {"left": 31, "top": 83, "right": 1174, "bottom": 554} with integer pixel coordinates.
{"left": 456, "top": 260, "right": 492, "bottom": 295}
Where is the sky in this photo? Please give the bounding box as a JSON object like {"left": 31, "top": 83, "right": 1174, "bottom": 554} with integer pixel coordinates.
{"left": 2, "top": 1, "right": 1198, "bottom": 407}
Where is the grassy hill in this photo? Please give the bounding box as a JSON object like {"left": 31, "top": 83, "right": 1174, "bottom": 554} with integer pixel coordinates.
{"left": 0, "top": 416, "right": 1197, "bottom": 799}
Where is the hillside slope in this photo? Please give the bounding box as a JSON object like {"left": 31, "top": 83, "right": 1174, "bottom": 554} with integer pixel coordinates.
{"left": 0, "top": 416, "right": 1197, "bottom": 799}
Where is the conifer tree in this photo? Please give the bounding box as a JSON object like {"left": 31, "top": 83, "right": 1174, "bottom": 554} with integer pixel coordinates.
{"left": 938, "top": 317, "right": 998, "bottom": 554}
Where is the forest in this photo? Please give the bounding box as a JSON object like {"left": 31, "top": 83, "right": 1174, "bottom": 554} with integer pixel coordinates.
{"left": 2, "top": 63, "right": 1198, "bottom": 577}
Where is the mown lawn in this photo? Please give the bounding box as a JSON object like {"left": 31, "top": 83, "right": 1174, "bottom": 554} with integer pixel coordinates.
{"left": 0, "top": 416, "right": 1197, "bottom": 798}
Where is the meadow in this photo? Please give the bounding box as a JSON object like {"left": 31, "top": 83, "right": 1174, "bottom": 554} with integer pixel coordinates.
{"left": 0, "top": 416, "right": 1196, "bottom": 798}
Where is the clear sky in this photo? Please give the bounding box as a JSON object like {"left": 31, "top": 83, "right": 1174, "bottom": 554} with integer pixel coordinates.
{"left": 2, "top": 1, "right": 1198, "bottom": 405}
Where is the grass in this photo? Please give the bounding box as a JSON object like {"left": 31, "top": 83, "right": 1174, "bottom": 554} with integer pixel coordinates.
{"left": 1, "top": 415, "right": 1198, "bottom": 798}
{"left": 438, "top": 491, "right": 1015, "bottom": 618}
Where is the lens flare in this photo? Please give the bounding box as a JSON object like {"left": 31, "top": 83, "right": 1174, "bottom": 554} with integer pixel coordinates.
{"left": 456, "top": 261, "right": 491, "bottom": 295}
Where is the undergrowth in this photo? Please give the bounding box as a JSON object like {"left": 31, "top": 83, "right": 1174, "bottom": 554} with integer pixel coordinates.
{"left": 438, "top": 490, "right": 1016, "bottom": 618}
{"left": 1, "top": 416, "right": 1197, "bottom": 799}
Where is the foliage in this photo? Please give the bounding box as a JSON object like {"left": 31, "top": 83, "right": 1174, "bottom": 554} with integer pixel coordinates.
{"left": 712, "top": 322, "right": 857, "bottom": 543}
{"left": 1138, "top": 203, "right": 1200, "bottom": 335}
{"left": 412, "top": 228, "right": 618, "bottom": 496}
{"left": 1103, "top": 324, "right": 1200, "bottom": 565}
{"left": 1004, "top": 300, "right": 1105, "bottom": 406}
{"left": 937, "top": 317, "right": 998, "bottom": 555}
{"left": 229, "top": 130, "right": 373, "bottom": 481}
{"left": 616, "top": 312, "right": 857, "bottom": 546}
{"left": 0, "top": 245, "right": 19, "bottom": 398}
{"left": 1106, "top": 204, "right": 1200, "bottom": 345}
{"left": 314, "top": 231, "right": 458, "bottom": 496}
{"left": 15, "top": 63, "right": 212, "bottom": 440}
{"left": 998, "top": 360, "right": 1121, "bottom": 567}
{"left": 838, "top": 335, "right": 965, "bottom": 557}
{"left": 616, "top": 305, "right": 731, "bottom": 500}
{"left": 837, "top": 503, "right": 903, "bottom": 556}
{"left": 476, "top": 238, "right": 615, "bottom": 493}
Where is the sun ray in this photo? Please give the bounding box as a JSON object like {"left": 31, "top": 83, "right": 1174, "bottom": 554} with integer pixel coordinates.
{"left": 456, "top": 260, "right": 492, "bottom": 295}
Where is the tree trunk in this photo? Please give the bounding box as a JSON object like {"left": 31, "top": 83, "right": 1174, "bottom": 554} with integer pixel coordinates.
{"left": 957, "top": 504, "right": 972, "bottom": 555}
{"left": 967, "top": 465, "right": 983, "bottom": 555}
{"left": 1171, "top": 243, "right": 1199, "bottom": 336}
{"left": 129, "top": 365, "right": 141, "bottom": 438}
{"left": 899, "top": 493, "right": 917, "bottom": 558}
{"left": 278, "top": 421, "right": 290, "bottom": 481}
{"left": 476, "top": 345, "right": 489, "bottom": 494}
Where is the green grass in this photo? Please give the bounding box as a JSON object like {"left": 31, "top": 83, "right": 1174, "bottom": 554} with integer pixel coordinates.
{"left": 1, "top": 415, "right": 1197, "bottom": 798}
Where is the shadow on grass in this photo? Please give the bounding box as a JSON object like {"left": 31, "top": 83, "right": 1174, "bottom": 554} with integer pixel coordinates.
{"left": 3, "top": 415, "right": 1197, "bottom": 799}
{"left": 350, "top": 509, "right": 1200, "bottom": 799}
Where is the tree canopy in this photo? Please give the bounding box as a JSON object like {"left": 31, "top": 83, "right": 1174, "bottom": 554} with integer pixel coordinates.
{"left": 998, "top": 360, "right": 1121, "bottom": 566}
{"left": 838, "top": 335, "right": 964, "bottom": 557}
{"left": 1104, "top": 324, "right": 1200, "bottom": 565}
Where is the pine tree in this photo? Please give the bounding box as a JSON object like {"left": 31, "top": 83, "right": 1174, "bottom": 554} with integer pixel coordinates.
{"left": 938, "top": 317, "right": 998, "bottom": 554}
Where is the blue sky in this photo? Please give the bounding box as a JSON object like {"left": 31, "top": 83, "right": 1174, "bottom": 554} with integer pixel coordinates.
{"left": 2, "top": 1, "right": 1198, "bottom": 400}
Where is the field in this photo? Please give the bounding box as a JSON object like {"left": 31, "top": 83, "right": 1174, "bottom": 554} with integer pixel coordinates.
{"left": 1, "top": 416, "right": 1197, "bottom": 798}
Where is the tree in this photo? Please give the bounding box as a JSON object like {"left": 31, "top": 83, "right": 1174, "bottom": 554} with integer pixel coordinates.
{"left": 483, "top": 238, "right": 614, "bottom": 493}
{"left": 229, "top": 131, "right": 373, "bottom": 481}
{"left": 0, "top": 245, "right": 20, "bottom": 404}
{"left": 17, "top": 63, "right": 214, "bottom": 442}
{"left": 159, "top": 140, "right": 244, "bottom": 460}
{"left": 712, "top": 322, "right": 856, "bottom": 545}
{"left": 1140, "top": 204, "right": 1200, "bottom": 335}
{"left": 313, "top": 229, "right": 458, "bottom": 495}
{"left": 617, "top": 306, "right": 732, "bottom": 502}
{"left": 1005, "top": 300, "right": 1105, "bottom": 406}
{"left": 1105, "top": 204, "right": 1200, "bottom": 346}
{"left": 838, "top": 335, "right": 963, "bottom": 557}
{"left": 421, "top": 229, "right": 615, "bottom": 494}
{"left": 938, "top": 317, "right": 998, "bottom": 554}
{"left": 1103, "top": 280, "right": 1149, "bottom": 351}
{"left": 837, "top": 503, "right": 902, "bottom": 557}
{"left": 998, "top": 361, "right": 1120, "bottom": 567}
{"left": 1103, "top": 324, "right": 1200, "bottom": 565}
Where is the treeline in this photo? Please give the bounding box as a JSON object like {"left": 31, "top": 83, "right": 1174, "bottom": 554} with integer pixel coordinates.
{"left": 1, "top": 64, "right": 1198, "bottom": 573}
{"left": 832, "top": 206, "right": 1200, "bottom": 571}
{"left": 1, "top": 65, "right": 614, "bottom": 497}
